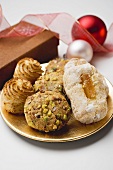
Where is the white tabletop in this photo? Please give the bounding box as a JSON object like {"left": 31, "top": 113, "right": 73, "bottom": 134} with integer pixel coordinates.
{"left": 0, "top": 1, "right": 113, "bottom": 170}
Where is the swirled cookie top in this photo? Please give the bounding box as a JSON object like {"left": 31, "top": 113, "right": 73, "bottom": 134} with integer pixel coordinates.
{"left": 2, "top": 78, "right": 34, "bottom": 114}
{"left": 13, "top": 58, "right": 43, "bottom": 83}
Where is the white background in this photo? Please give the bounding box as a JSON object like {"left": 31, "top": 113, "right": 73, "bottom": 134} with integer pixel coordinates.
{"left": 0, "top": 0, "right": 113, "bottom": 170}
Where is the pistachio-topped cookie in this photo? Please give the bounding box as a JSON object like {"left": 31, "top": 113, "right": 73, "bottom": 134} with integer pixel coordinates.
{"left": 45, "top": 58, "right": 69, "bottom": 74}
{"left": 24, "top": 91, "right": 71, "bottom": 132}
{"left": 34, "top": 58, "right": 70, "bottom": 95}
{"left": 34, "top": 71, "right": 64, "bottom": 93}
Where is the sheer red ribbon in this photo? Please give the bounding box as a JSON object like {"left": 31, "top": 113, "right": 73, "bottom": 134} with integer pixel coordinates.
{"left": 0, "top": 6, "right": 113, "bottom": 53}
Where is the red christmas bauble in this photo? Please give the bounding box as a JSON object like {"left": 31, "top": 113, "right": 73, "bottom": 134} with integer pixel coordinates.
{"left": 77, "top": 15, "right": 107, "bottom": 45}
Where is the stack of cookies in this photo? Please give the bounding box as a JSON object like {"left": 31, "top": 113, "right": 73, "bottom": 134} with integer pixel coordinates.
{"left": 2, "top": 57, "right": 71, "bottom": 132}
{"left": 1, "top": 57, "right": 109, "bottom": 132}
{"left": 2, "top": 57, "right": 42, "bottom": 114}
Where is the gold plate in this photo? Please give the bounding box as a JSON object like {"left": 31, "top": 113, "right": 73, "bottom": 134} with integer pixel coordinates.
{"left": 0, "top": 73, "right": 113, "bottom": 142}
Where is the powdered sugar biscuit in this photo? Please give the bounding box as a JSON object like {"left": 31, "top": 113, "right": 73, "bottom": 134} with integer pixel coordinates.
{"left": 63, "top": 58, "right": 109, "bottom": 124}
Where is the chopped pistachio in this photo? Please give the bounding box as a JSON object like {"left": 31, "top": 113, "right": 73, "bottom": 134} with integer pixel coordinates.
{"left": 34, "top": 85, "right": 40, "bottom": 91}
{"left": 56, "top": 120, "right": 60, "bottom": 126}
{"left": 49, "top": 101, "right": 52, "bottom": 105}
{"left": 52, "top": 77, "right": 57, "bottom": 81}
{"left": 28, "top": 121, "right": 34, "bottom": 126}
{"left": 45, "top": 98, "right": 49, "bottom": 104}
{"left": 57, "top": 113, "right": 61, "bottom": 119}
{"left": 42, "top": 104, "right": 47, "bottom": 109}
{"left": 63, "top": 114, "right": 67, "bottom": 120}
{"left": 59, "top": 88, "right": 62, "bottom": 92}
{"left": 43, "top": 108, "right": 48, "bottom": 114}
{"left": 45, "top": 76, "right": 50, "bottom": 81}
{"left": 67, "top": 107, "right": 71, "bottom": 111}
{"left": 53, "top": 125, "right": 57, "bottom": 130}
{"left": 48, "top": 110, "right": 52, "bottom": 116}
{"left": 51, "top": 102, "right": 55, "bottom": 108}
{"left": 52, "top": 67, "right": 57, "bottom": 71}
{"left": 58, "top": 85, "right": 63, "bottom": 92}
{"left": 37, "top": 104, "right": 41, "bottom": 109}
{"left": 43, "top": 116, "right": 48, "bottom": 121}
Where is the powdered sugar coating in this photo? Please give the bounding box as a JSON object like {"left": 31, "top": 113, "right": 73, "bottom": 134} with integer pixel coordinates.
{"left": 63, "top": 58, "right": 109, "bottom": 124}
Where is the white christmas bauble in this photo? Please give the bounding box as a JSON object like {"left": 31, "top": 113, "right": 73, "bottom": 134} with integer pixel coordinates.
{"left": 66, "top": 40, "right": 93, "bottom": 62}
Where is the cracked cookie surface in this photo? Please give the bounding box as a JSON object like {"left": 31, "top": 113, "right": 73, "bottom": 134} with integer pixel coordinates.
{"left": 63, "top": 58, "right": 109, "bottom": 124}
{"left": 24, "top": 91, "right": 71, "bottom": 132}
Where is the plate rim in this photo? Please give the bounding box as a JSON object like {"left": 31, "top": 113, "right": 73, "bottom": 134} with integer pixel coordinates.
{"left": 0, "top": 106, "right": 113, "bottom": 142}
{"left": 0, "top": 78, "right": 113, "bottom": 143}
